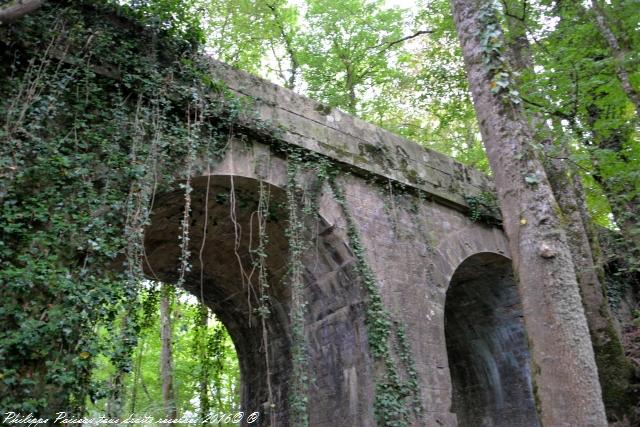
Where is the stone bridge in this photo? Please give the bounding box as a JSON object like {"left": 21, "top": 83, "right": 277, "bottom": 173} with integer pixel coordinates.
{"left": 144, "top": 60, "right": 539, "bottom": 426}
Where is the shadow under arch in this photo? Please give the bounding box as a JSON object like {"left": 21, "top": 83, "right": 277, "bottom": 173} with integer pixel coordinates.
{"left": 142, "top": 172, "right": 372, "bottom": 426}
{"left": 144, "top": 174, "right": 293, "bottom": 425}
{"left": 444, "top": 252, "right": 540, "bottom": 427}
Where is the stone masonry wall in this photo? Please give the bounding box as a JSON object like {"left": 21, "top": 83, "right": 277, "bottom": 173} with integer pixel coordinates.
{"left": 143, "top": 47, "right": 538, "bottom": 427}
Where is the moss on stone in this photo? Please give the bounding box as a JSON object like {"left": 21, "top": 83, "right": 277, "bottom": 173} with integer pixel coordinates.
{"left": 314, "top": 103, "right": 332, "bottom": 115}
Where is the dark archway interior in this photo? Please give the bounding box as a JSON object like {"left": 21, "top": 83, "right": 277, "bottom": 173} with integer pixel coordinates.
{"left": 144, "top": 175, "right": 293, "bottom": 425}
{"left": 445, "top": 253, "right": 540, "bottom": 427}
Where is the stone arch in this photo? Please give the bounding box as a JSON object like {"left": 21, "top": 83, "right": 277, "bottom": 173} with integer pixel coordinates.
{"left": 144, "top": 174, "right": 293, "bottom": 425}
{"left": 143, "top": 165, "right": 373, "bottom": 426}
{"left": 444, "top": 252, "right": 539, "bottom": 427}
{"left": 433, "top": 224, "right": 510, "bottom": 287}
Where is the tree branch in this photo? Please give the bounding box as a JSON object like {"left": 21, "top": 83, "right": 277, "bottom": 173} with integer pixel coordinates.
{"left": 375, "top": 29, "right": 433, "bottom": 51}
{"left": 522, "top": 96, "right": 573, "bottom": 120}
{"left": 501, "top": 0, "right": 528, "bottom": 22}
{"left": 590, "top": 0, "right": 640, "bottom": 115}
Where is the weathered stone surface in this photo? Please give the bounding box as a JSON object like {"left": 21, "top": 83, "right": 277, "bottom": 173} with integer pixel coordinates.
{"left": 145, "top": 129, "right": 536, "bottom": 426}
{"left": 203, "top": 58, "right": 494, "bottom": 212}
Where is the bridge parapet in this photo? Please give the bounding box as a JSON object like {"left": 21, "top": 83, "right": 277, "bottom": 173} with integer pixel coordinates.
{"left": 204, "top": 58, "right": 494, "bottom": 211}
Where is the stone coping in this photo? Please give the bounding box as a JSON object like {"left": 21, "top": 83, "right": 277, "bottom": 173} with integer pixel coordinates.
{"left": 204, "top": 58, "right": 495, "bottom": 212}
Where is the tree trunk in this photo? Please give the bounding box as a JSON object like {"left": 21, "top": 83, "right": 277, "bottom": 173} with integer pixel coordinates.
{"left": 160, "top": 284, "right": 177, "bottom": 422}
{"left": 129, "top": 336, "right": 145, "bottom": 414}
{"left": 198, "top": 305, "right": 211, "bottom": 424}
{"left": 265, "top": 3, "right": 300, "bottom": 90}
{"left": 586, "top": 100, "right": 640, "bottom": 274}
{"left": 106, "top": 312, "right": 135, "bottom": 420}
{"left": 106, "top": 372, "right": 125, "bottom": 419}
{"left": 0, "top": 0, "right": 43, "bottom": 25}
{"left": 450, "top": 0, "right": 607, "bottom": 425}
{"left": 590, "top": 0, "right": 640, "bottom": 116}
{"left": 344, "top": 64, "right": 357, "bottom": 113}
{"left": 563, "top": 88, "right": 640, "bottom": 266}
{"left": 503, "top": 2, "right": 634, "bottom": 421}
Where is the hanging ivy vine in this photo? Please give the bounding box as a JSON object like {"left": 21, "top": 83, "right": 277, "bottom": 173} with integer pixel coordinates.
{"left": 285, "top": 154, "right": 310, "bottom": 427}
{"left": 464, "top": 191, "right": 501, "bottom": 225}
{"left": 328, "top": 178, "right": 423, "bottom": 427}
{"left": 0, "top": 1, "right": 251, "bottom": 416}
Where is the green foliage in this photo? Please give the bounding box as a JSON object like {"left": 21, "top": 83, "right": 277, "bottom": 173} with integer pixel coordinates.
{"left": 116, "top": 0, "right": 206, "bottom": 43}
{"left": 464, "top": 191, "right": 501, "bottom": 225}
{"left": 506, "top": 0, "right": 640, "bottom": 234}
{"left": 284, "top": 156, "right": 310, "bottom": 427}
{"left": 299, "top": 0, "right": 407, "bottom": 114}
{"left": 204, "top": 0, "right": 299, "bottom": 75}
{"left": 87, "top": 287, "right": 240, "bottom": 420}
{"left": 149, "top": 0, "right": 492, "bottom": 173}
{"left": 388, "top": 0, "right": 490, "bottom": 171}
{"left": 0, "top": 1, "right": 247, "bottom": 415}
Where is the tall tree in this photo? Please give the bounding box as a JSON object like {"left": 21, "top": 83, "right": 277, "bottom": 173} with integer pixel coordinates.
{"left": 501, "top": 0, "right": 634, "bottom": 420}
{"left": 299, "top": 0, "right": 407, "bottom": 113}
{"left": 582, "top": 0, "right": 640, "bottom": 272}
{"left": 264, "top": 0, "right": 301, "bottom": 90}
{"left": 160, "top": 283, "right": 177, "bottom": 422}
{"left": 589, "top": 0, "right": 640, "bottom": 116}
{"left": 384, "top": 0, "right": 489, "bottom": 170}
{"left": 105, "top": 311, "right": 137, "bottom": 420}
{"left": 194, "top": 304, "right": 211, "bottom": 423}
{"left": 527, "top": 0, "right": 640, "bottom": 282}
{"left": 450, "top": 0, "right": 607, "bottom": 425}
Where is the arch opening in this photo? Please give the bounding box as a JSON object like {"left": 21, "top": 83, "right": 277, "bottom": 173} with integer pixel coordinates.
{"left": 144, "top": 175, "right": 293, "bottom": 425}
{"left": 444, "top": 252, "right": 539, "bottom": 427}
